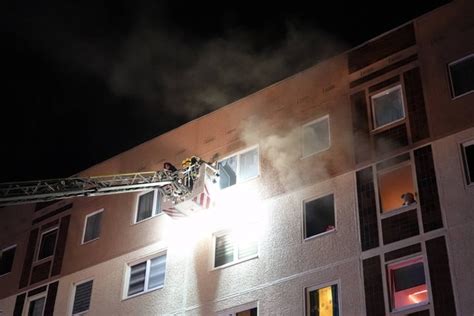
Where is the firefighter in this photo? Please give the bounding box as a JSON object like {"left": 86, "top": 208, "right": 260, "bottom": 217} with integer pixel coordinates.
{"left": 163, "top": 162, "right": 177, "bottom": 172}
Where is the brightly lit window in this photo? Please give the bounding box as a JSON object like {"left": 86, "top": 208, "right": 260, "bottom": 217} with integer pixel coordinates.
{"left": 461, "top": 140, "right": 474, "bottom": 185}
{"left": 387, "top": 257, "right": 429, "bottom": 311}
{"left": 448, "top": 53, "right": 474, "bottom": 98}
{"left": 135, "top": 189, "right": 161, "bottom": 223}
{"left": 302, "top": 115, "right": 330, "bottom": 157}
{"left": 82, "top": 209, "right": 103, "bottom": 244}
{"left": 219, "top": 147, "right": 259, "bottom": 189}
{"left": 72, "top": 279, "right": 93, "bottom": 315}
{"left": 213, "top": 230, "right": 258, "bottom": 268}
{"left": 304, "top": 194, "right": 336, "bottom": 239}
{"left": 305, "top": 283, "right": 339, "bottom": 316}
{"left": 25, "top": 292, "right": 47, "bottom": 316}
{"left": 371, "top": 85, "right": 405, "bottom": 129}
{"left": 37, "top": 228, "right": 58, "bottom": 261}
{"left": 0, "top": 245, "right": 16, "bottom": 276}
{"left": 377, "top": 159, "right": 417, "bottom": 213}
{"left": 126, "top": 253, "right": 166, "bottom": 298}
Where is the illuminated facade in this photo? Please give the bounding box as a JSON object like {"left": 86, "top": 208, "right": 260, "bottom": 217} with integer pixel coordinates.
{"left": 1, "top": 0, "right": 473, "bottom": 315}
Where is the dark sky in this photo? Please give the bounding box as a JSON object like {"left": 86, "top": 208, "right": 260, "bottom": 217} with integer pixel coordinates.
{"left": 1, "top": 1, "right": 450, "bottom": 182}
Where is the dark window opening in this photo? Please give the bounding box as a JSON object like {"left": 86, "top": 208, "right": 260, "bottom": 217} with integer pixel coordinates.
{"left": 461, "top": 141, "right": 474, "bottom": 185}
{"left": 37, "top": 229, "right": 58, "bottom": 260}
{"left": 0, "top": 246, "right": 16, "bottom": 275}
{"left": 304, "top": 194, "right": 335, "bottom": 239}
{"left": 449, "top": 54, "right": 474, "bottom": 98}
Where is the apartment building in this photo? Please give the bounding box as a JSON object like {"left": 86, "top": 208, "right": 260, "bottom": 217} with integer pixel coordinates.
{"left": 1, "top": 0, "right": 473, "bottom": 315}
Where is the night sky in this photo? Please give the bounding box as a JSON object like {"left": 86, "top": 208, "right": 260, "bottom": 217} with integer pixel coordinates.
{"left": 1, "top": 1, "right": 450, "bottom": 182}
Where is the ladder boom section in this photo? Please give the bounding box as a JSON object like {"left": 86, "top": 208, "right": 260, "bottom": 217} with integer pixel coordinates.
{"left": 0, "top": 160, "right": 218, "bottom": 207}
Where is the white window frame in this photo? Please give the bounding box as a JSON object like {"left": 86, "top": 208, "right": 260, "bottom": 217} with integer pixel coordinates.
{"left": 23, "top": 292, "right": 47, "bottom": 316}
{"left": 212, "top": 230, "right": 259, "bottom": 270}
{"left": 302, "top": 115, "right": 331, "bottom": 159}
{"left": 217, "top": 301, "right": 259, "bottom": 316}
{"left": 218, "top": 145, "right": 260, "bottom": 189}
{"left": 134, "top": 189, "right": 162, "bottom": 224}
{"left": 123, "top": 251, "right": 167, "bottom": 300}
{"left": 370, "top": 84, "right": 406, "bottom": 131}
{"left": 386, "top": 255, "right": 430, "bottom": 313}
{"left": 302, "top": 193, "right": 337, "bottom": 241}
{"left": 304, "top": 280, "right": 341, "bottom": 316}
{"left": 35, "top": 227, "right": 58, "bottom": 262}
{"left": 448, "top": 53, "right": 474, "bottom": 99}
{"left": 81, "top": 209, "right": 104, "bottom": 245}
{"left": 70, "top": 278, "right": 94, "bottom": 316}
{"left": 460, "top": 139, "right": 474, "bottom": 186}
{"left": 0, "top": 244, "right": 16, "bottom": 277}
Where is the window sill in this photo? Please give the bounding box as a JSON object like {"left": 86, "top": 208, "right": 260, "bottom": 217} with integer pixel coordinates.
{"left": 219, "top": 174, "right": 260, "bottom": 191}
{"left": 451, "top": 89, "right": 474, "bottom": 100}
{"left": 81, "top": 237, "right": 100, "bottom": 245}
{"left": 212, "top": 254, "right": 258, "bottom": 271}
{"left": 380, "top": 203, "right": 417, "bottom": 220}
{"left": 370, "top": 119, "right": 405, "bottom": 134}
{"left": 303, "top": 228, "right": 336, "bottom": 242}
{"left": 0, "top": 271, "right": 12, "bottom": 278}
{"left": 391, "top": 301, "right": 429, "bottom": 314}
{"left": 72, "top": 309, "right": 90, "bottom": 316}
{"left": 133, "top": 212, "right": 164, "bottom": 225}
{"left": 122, "top": 285, "right": 164, "bottom": 301}
{"left": 34, "top": 256, "right": 53, "bottom": 265}
{"left": 301, "top": 145, "right": 331, "bottom": 160}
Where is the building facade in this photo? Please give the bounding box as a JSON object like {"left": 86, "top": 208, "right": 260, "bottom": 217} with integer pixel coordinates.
{"left": 1, "top": 0, "right": 473, "bottom": 315}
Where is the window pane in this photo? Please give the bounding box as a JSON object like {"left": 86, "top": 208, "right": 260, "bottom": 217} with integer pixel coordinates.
{"left": 136, "top": 191, "right": 155, "bottom": 222}
{"left": 148, "top": 255, "right": 166, "bottom": 289}
{"left": 128, "top": 262, "right": 146, "bottom": 296}
{"left": 462, "top": 143, "right": 474, "bottom": 184}
{"left": 372, "top": 87, "right": 404, "bottom": 128}
{"left": 378, "top": 164, "right": 416, "bottom": 212}
{"left": 219, "top": 156, "right": 237, "bottom": 189}
{"left": 0, "top": 247, "right": 16, "bottom": 275}
{"left": 393, "top": 262, "right": 426, "bottom": 291}
{"left": 450, "top": 55, "right": 474, "bottom": 97}
{"left": 305, "top": 194, "right": 335, "bottom": 238}
{"left": 28, "top": 297, "right": 45, "bottom": 316}
{"left": 38, "top": 230, "right": 57, "bottom": 260}
{"left": 303, "top": 117, "right": 330, "bottom": 157}
{"left": 215, "top": 234, "right": 234, "bottom": 267}
{"left": 239, "top": 148, "right": 259, "bottom": 182}
{"left": 73, "top": 280, "right": 93, "bottom": 314}
{"left": 84, "top": 212, "right": 103, "bottom": 243}
{"left": 307, "top": 284, "right": 339, "bottom": 316}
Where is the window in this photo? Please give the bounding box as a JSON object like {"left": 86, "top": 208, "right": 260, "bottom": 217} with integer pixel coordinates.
{"left": 371, "top": 85, "right": 405, "bottom": 129}
{"left": 219, "top": 147, "right": 259, "bottom": 189}
{"left": 304, "top": 194, "right": 335, "bottom": 239}
{"left": 448, "top": 53, "right": 474, "bottom": 98}
{"left": 37, "top": 228, "right": 58, "bottom": 261}
{"left": 377, "top": 159, "right": 416, "bottom": 213}
{"left": 135, "top": 190, "right": 161, "bottom": 223}
{"left": 82, "top": 210, "right": 103, "bottom": 244}
{"left": 387, "top": 257, "right": 429, "bottom": 311}
{"left": 126, "top": 253, "right": 166, "bottom": 298}
{"left": 305, "top": 283, "right": 339, "bottom": 316}
{"left": 25, "top": 293, "right": 46, "bottom": 316}
{"left": 72, "top": 280, "right": 93, "bottom": 315}
{"left": 303, "top": 116, "right": 330, "bottom": 157}
{"left": 213, "top": 231, "right": 258, "bottom": 268}
{"left": 0, "top": 245, "right": 16, "bottom": 276}
{"left": 218, "top": 303, "right": 258, "bottom": 316}
{"left": 461, "top": 140, "right": 474, "bottom": 185}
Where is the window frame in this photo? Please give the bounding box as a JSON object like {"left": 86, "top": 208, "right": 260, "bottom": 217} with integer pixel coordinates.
{"left": 460, "top": 139, "right": 474, "bottom": 187}
{"left": 81, "top": 209, "right": 104, "bottom": 245}
{"left": 304, "top": 280, "right": 341, "bottom": 316}
{"left": 301, "top": 115, "right": 331, "bottom": 159}
{"left": 370, "top": 84, "right": 406, "bottom": 131}
{"left": 0, "top": 244, "right": 17, "bottom": 277}
{"left": 218, "top": 145, "right": 260, "bottom": 190}
{"left": 23, "top": 292, "right": 47, "bottom": 316}
{"left": 70, "top": 278, "right": 94, "bottom": 316}
{"left": 212, "top": 229, "right": 259, "bottom": 270}
{"left": 386, "top": 255, "right": 430, "bottom": 313}
{"left": 217, "top": 301, "right": 259, "bottom": 316}
{"left": 134, "top": 189, "right": 162, "bottom": 224}
{"left": 123, "top": 251, "right": 167, "bottom": 300}
{"left": 448, "top": 52, "right": 474, "bottom": 99}
{"left": 35, "top": 227, "right": 59, "bottom": 262}
{"left": 302, "top": 193, "right": 337, "bottom": 241}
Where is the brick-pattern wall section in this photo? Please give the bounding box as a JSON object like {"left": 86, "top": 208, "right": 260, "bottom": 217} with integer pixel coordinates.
{"left": 384, "top": 243, "right": 421, "bottom": 261}
{"left": 19, "top": 228, "right": 39, "bottom": 289}
{"left": 44, "top": 281, "right": 59, "bottom": 316}
{"left": 374, "top": 124, "right": 409, "bottom": 157}
{"left": 363, "top": 256, "right": 386, "bottom": 316}
{"left": 30, "top": 261, "right": 51, "bottom": 285}
{"left": 351, "top": 91, "right": 371, "bottom": 164}
{"left": 404, "top": 67, "right": 430, "bottom": 143}
{"left": 348, "top": 23, "right": 416, "bottom": 73}
{"left": 382, "top": 209, "right": 419, "bottom": 244}
{"left": 414, "top": 145, "right": 443, "bottom": 232}
{"left": 356, "top": 167, "right": 379, "bottom": 251}
{"left": 426, "top": 236, "right": 456, "bottom": 315}
{"left": 51, "top": 215, "right": 70, "bottom": 276}
{"left": 13, "top": 293, "right": 26, "bottom": 316}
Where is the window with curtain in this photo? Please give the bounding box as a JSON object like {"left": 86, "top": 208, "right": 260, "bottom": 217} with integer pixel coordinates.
{"left": 72, "top": 280, "right": 93, "bottom": 315}
{"left": 136, "top": 190, "right": 161, "bottom": 223}
{"left": 219, "top": 147, "right": 259, "bottom": 189}
{"left": 127, "top": 253, "right": 166, "bottom": 297}
{"left": 306, "top": 284, "right": 339, "bottom": 316}
{"left": 214, "top": 231, "right": 258, "bottom": 268}
{"left": 371, "top": 85, "right": 405, "bottom": 129}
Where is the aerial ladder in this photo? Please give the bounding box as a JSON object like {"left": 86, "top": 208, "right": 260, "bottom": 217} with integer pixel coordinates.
{"left": 0, "top": 157, "right": 220, "bottom": 218}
